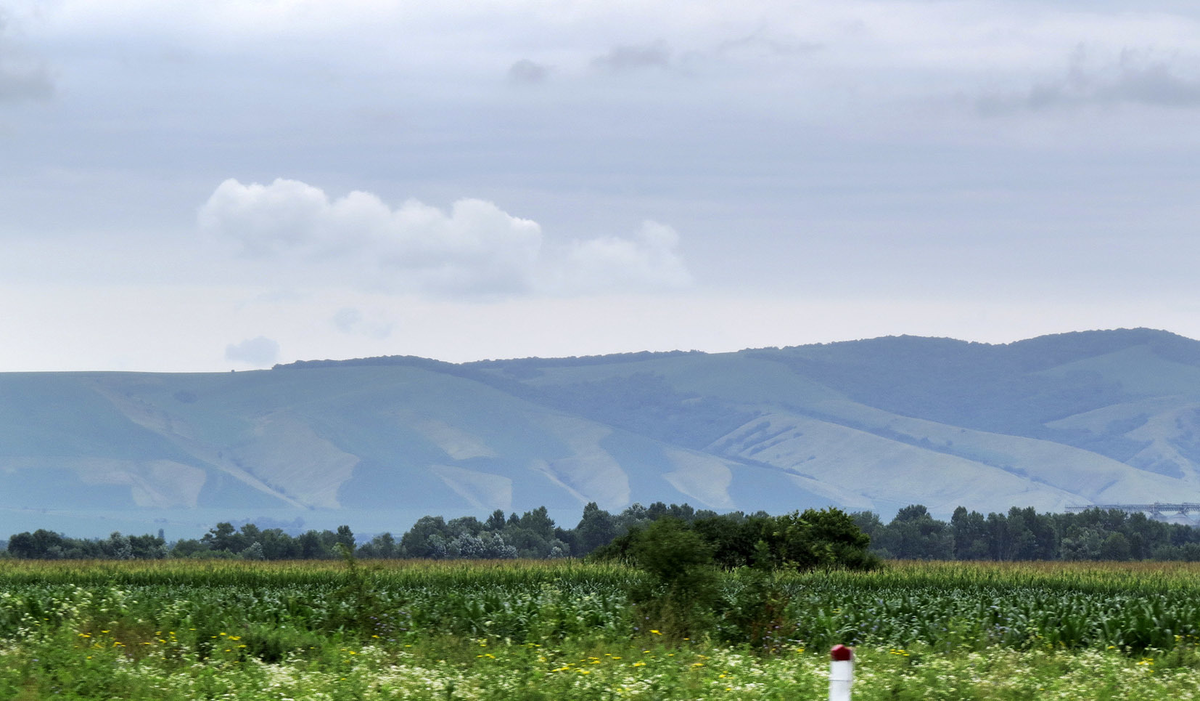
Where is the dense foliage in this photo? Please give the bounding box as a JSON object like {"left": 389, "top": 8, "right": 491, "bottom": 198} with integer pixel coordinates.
{"left": 9, "top": 500, "right": 1200, "bottom": 566}
{"left": 1, "top": 501, "right": 847, "bottom": 563}
{"left": 595, "top": 507, "right": 878, "bottom": 571}
{"left": 856, "top": 504, "right": 1200, "bottom": 561}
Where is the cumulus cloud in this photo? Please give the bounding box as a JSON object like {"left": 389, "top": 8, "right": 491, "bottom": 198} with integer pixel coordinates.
{"left": 592, "top": 41, "right": 671, "bottom": 74}
{"left": 199, "top": 178, "right": 544, "bottom": 295}
{"left": 199, "top": 178, "right": 692, "bottom": 297}
{"left": 332, "top": 307, "right": 393, "bottom": 339}
{"left": 225, "top": 336, "right": 280, "bottom": 366}
{"left": 978, "top": 49, "right": 1200, "bottom": 114}
{"left": 557, "top": 220, "right": 691, "bottom": 293}
{"left": 507, "top": 59, "right": 550, "bottom": 85}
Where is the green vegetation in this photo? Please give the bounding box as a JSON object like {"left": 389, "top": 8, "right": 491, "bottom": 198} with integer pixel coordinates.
{"left": 4, "top": 560, "right": 1200, "bottom": 699}
{"left": 11, "top": 500, "right": 1200, "bottom": 566}
{"left": 6, "top": 502, "right": 877, "bottom": 563}
{"left": 857, "top": 504, "right": 1200, "bottom": 561}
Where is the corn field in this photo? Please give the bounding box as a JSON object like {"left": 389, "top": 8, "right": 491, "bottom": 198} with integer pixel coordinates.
{"left": 3, "top": 559, "right": 1200, "bottom": 699}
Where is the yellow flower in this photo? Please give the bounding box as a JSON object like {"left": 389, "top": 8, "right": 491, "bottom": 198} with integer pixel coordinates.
{"left": 650, "top": 629, "right": 662, "bottom": 635}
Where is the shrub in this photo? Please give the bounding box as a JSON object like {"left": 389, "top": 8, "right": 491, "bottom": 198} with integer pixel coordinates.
{"left": 627, "top": 518, "right": 720, "bottom": 640}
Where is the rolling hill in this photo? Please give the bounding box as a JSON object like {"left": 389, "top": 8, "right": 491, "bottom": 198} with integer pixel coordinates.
{"left": 4, "top": 328, "right": 1200, "bottom": 537}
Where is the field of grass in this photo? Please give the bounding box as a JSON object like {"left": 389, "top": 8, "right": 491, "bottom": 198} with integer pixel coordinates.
{"left": 3, "top": 559, "right": 1200, "bottom": 699}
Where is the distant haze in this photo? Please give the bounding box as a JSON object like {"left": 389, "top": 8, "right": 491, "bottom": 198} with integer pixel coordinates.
{"left": 3, "top": 328, "right": 1200, "bottom": 538}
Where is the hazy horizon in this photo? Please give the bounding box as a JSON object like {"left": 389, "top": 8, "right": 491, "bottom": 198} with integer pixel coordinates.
{"left": 2, "top": 326, "right": 1197, "bottom": 373}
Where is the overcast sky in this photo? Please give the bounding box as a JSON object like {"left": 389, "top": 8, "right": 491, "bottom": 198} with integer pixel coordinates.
{"left": 2, "top": 0, "right": 1199, "bottom": 371}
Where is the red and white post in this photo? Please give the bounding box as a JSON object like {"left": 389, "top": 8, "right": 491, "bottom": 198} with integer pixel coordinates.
{"left": 829, "top": 645, "right": 854, "bottom": 701}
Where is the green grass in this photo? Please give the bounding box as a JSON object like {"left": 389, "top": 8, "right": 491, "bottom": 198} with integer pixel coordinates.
{"left": 4, "top": 559, "right": 1200, "bottom": 699}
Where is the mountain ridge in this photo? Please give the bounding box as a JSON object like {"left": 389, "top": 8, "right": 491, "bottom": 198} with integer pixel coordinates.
{"left": 4, "top": 328, "right": 1200, "bottom": 537}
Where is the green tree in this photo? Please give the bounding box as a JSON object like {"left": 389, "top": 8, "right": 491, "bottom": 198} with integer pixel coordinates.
{"left": 1100, "top": 532, "right": 1132, "bottom": 561}
{"left": 575, "top": 502, "right": 618, "bottom": 555}
{"left": 950, "top": 507, "right": 990, "bottom": 559}
{"left": 335, "top": 525, "right": 355, "bottom": 551}
{"left": 878, "top": 505, "right": 953, "bottom": 560}
{"left": 399, "top": 516, "right": 448, "bottom": 558}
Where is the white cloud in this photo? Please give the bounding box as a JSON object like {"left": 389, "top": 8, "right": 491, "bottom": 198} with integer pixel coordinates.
{"left": 199, "top": 178, "right": 544, "bottom": 296}
{"left": 198, "top": 178, "right": 692, "bottom": 297}
{"left": 559, "top": 221, "right": 691, "bottom": 293}
{"left": 224, "top": 336, "right": 280, "bottom": 366}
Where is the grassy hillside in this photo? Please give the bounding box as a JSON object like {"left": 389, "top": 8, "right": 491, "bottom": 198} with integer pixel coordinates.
{"left": 4, "top": 328, "right": 1200, "bottom": 536}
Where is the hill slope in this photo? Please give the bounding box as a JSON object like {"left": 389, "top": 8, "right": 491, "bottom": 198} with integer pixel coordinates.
{"left": 5, "top": 328, "right": 1200, "bottom": 536}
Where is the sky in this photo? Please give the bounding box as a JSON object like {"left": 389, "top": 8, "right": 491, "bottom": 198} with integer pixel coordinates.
{"left": 2, "top": 0, "right": 1199, "bottom": 371}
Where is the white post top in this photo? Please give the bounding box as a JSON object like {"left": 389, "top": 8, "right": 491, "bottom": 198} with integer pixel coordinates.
{"left": 829, "top": 645, "right": 854, "bottom": 701}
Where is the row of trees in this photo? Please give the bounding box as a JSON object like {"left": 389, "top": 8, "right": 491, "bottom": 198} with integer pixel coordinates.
{"left": 1, "top": 502, "right": 723, "bottom": 561}
{"left": 856, "top": 505, "right": 1200, "bottom": 561}
{"left": 4, "top": 530, "right": 168, "bottom": 560}
{"left": 2, "top": 523, "right": 359, "bottom": 561}
{"left": 595, "top": 507, "right": 878, "bottom": 571}
{"left": 8, "top": 502, "right": 1200, "bottom": 562}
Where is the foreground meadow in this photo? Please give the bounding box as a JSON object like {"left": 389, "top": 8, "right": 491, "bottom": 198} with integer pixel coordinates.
{"left": 3, "top": 559, "right": 1200, "bottom": 699}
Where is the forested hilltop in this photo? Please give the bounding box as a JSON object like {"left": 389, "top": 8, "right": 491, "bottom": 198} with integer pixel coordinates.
{"left": 6, "top": 502, "right": 1200, "bottom": 562}
{"left": 5, "top": 328, "right": 1200, "bottom": 537}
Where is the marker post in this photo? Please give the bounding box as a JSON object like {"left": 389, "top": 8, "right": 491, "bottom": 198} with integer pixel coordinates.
{"left": 829, "top": 645, "right": 854, "bottom": 701}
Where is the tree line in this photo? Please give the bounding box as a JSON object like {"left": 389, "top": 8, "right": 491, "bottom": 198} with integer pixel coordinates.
{"left": 855, "top": 504, "right": 1200, "bottom": 561}
{"left": 2, "top": 501, "right": 870, "bottom": 564}
{"left": 5, "top": 501, "right": 1200, "bottom": 562}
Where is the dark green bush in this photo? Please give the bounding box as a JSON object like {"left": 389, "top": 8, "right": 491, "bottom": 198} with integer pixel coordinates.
{"left": 626, "top": 518, "right": 720, "bottom": 640}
